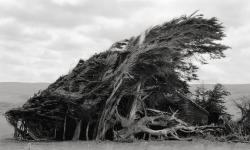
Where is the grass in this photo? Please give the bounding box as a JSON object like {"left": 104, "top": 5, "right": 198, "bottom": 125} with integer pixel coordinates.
{"left": 1, "top": 139, "right": 250, "bottom": 150}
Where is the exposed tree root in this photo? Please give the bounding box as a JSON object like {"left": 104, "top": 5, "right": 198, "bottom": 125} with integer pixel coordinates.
{"left": 113, "top": 107, "right": 226, "bottom": 141}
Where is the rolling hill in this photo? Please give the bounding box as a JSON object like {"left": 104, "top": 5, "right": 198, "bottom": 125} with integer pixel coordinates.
{"left": 0, "top": 82, "right": 250, "bottom": 119}
{"left": 0, "top": 82, "right": 49, "bottom": 104}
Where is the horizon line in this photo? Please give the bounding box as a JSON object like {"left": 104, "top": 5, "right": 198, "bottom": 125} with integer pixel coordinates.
{"left": 1, "top": 82, "right": 250, "bottom": 85}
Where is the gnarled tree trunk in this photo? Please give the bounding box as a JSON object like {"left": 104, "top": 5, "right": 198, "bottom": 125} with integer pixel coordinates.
{"left": 96, "top": 76, "right": 123, "bottom": 140}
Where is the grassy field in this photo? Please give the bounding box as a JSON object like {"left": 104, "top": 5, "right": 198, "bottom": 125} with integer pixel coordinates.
{"left": 3, "top": 117, "right": 250, "bottom": 150}
{"left": 0, "top": 116, "right": 13, "bottom": 141}
{"left": 1, "top": 139, "right": 250, "bottom": 150}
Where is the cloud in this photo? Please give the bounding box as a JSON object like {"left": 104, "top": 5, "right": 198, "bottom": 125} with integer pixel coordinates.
{"left": 0, "top": 19, "right": 52, "bottom": 43}
{"left": 192, "top": 22, "right": 250, "bottom": 84}
{"left": 0, "top": 0, "right": 249, "bottom": 83}
{"left": 51, "top": 0, "right": 84, "bottom": 6}
{"left": 0, "top": 0, "right": 152, "bottom": 29}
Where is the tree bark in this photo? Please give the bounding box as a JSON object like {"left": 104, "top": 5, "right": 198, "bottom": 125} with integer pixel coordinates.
{"left": 129, "top": 82, "right": 142, "bottom": 121}
{"left": 86, "top": 121, "right": 89, "bottom": 141}
{"left": 96, "top": 76, "right": 123, "bottom": 140}
{"left": 54, "top": 128, "right": 57, "bottom": 139}
{"left": 63, "top": 111, "right": 68, "bottom": 141}
{"left": 72, "top": 120, "right": 82, "bottom": 141}
{"left": 96, "top": 95, "right": 122, "bottom": 140}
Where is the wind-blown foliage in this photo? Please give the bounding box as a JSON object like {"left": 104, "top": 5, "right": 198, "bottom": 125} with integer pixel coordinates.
{"left": 5, "top": 13, "right": 229, "bottom": 141}
{"left": 194, "top": 84, "right": 231, "bottom": 124}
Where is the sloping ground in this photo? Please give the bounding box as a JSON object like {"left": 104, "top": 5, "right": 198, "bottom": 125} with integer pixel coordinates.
{"left": 189, "top": 84, "right": 250, "bottom": 119}
{"left": 1, "top": 83, "right": 249, "bottom": 118}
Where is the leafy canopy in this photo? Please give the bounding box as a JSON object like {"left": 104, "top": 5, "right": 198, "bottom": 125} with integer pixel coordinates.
{"left": 120, "top": 13, "right": 230, "bottom": 94}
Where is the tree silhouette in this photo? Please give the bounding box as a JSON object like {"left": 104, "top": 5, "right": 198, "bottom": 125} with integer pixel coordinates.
{"left": 195, "top": 84, "right": 230, "bottom": 124}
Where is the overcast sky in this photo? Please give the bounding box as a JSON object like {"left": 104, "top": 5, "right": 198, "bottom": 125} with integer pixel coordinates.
{"left": 0, "top": 0, "right": 249, "bottom": 84}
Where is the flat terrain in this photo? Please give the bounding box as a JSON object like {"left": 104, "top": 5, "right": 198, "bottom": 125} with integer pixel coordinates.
{"left": 1, "top": 139, "right": 250, "bottom": 150}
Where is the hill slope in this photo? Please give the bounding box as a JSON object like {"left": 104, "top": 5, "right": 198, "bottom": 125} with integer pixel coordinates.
{"left": 1, "top": 83, "right": 249, "bottom": 119}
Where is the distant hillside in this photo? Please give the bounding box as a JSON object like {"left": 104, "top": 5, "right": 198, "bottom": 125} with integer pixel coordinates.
{"left": 0, "top": 82, "right": 50, "bottom": 104}
{"left": 0, "top": 102, "right": 18, "bottom": 115}
{"left": 0, "top": 82, "right": 249, "bottom": 119}
{"left": 189, "top": 84, "right": 250, "bottom": 120}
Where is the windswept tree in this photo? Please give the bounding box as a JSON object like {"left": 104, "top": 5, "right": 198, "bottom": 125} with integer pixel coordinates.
{"left": 5, "top": 13, "right": 230, "bottom": 141}
{"left": 194, "top": 84, "right": 231, "bottom": 124}
{"left": 96, "top": 13, "right": 230, "bottom": 139}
